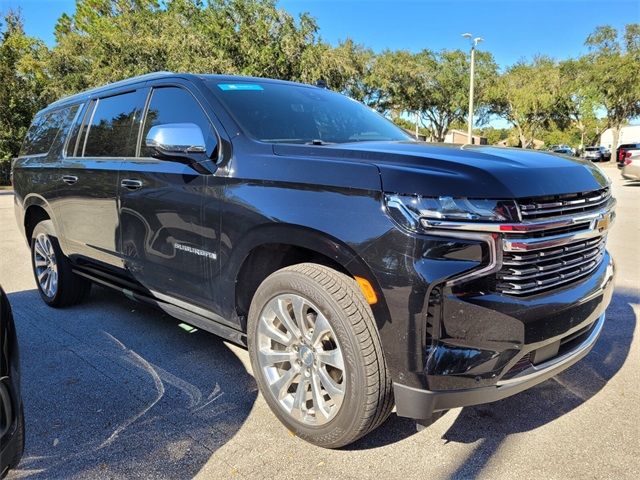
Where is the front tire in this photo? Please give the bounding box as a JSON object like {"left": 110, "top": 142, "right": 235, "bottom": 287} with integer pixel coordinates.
{"left": 30, "top": 221, "right": 91, "bottom": 307}
{"left": 247, "top": 263, "right": 393, "bottom": 448}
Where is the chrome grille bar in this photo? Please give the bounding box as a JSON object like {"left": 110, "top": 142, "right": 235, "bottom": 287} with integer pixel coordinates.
{"left": 518, "top": 187, "right": 611, "bottom": 220}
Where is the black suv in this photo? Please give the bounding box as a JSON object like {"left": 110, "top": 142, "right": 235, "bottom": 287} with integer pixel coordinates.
{"left": 12, "top": 73, "right": 615, "bottom": 448}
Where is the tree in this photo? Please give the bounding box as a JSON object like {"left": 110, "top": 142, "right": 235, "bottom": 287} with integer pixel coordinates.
{"left": 369, "top": 48, "right": 497, "bottom": 141}
{"left": 584, "top": 24, "right": 640, "bottom": 150}
{"left": 489, "top": 56, "right": 568, "bottom": 148}
{"left": 420, "top": 49, "right": 497, "bottom": 141}
{"left": 47, "top": 0, "right": 328, "bottom": 97}
{"left": 0, "top": 11, "right": 50, "bottom": 184}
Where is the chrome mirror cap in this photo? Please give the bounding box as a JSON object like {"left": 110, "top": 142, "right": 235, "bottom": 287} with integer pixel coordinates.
{"left": 145, "top": 123, "right": 206, "bottom": 155}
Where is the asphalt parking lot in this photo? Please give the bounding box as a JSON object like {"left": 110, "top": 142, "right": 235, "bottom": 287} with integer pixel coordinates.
{"left": 1, "top": 165, "right": 638, "bottom": 480}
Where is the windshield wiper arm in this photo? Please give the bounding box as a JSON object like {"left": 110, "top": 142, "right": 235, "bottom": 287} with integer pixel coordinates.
{"left": 305, "top": 139, "right": 334, "bottom": 146}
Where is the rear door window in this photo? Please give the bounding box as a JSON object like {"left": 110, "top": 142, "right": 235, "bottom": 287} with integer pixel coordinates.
{"left": 83, "top": 91, "right": 145, "bottom": 157}
{"left": 21, "top": 105, "right": 80, "bottom": 156}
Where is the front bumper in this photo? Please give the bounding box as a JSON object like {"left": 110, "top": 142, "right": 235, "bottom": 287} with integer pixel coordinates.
{"left": 394, "top": 312, "right": 606, "bottom": 419}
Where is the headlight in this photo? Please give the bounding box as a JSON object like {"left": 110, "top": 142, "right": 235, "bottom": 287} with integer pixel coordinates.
{"left": 385, "top": 194, "right": 519, "bottom": 231}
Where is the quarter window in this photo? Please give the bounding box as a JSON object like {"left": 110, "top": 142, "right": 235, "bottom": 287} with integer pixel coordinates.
{"left": 83, "top": 91, "right": 144, "bottom": 157}
{"left": 141, "top": 87, "right": 216, "bottom": 157}
{"left": 21, "top": 105, "right": 80, "bottom": 156}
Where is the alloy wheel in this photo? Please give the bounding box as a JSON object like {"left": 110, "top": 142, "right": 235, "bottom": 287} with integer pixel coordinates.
{"left": 256, "top": 293, "right": 346, "bottom": 426}
{"left": 33, "top": 233, "right": 58, "bottom": 298}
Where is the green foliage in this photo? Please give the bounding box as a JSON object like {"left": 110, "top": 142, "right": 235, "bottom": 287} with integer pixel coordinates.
{"left": 368, "top": 48, "right": 497, "bottom": 141}
{"left": 476, "top": 127, "right": 510, "bottom": 145}
{"left": 488, "top": 56, "right": 568, "bottom": 148}
{"left": 0, "top": 2, "right": 639, "bottom": 187}
{"left": 584, "top": 24, "right": 640, "bottom": 149}
{"left": 0, "top": 12, "right": 50, "bottom": 183}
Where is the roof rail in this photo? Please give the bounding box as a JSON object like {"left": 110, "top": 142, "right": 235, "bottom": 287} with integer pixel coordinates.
{"left": 47, "top": 71, "right": 176, "bottom": 108}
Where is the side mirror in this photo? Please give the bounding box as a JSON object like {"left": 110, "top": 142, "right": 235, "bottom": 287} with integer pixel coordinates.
{"left": 145, "top": 123, "right": 207, "bottom": 161}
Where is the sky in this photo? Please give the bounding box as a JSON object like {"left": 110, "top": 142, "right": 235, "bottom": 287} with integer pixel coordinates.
{"left": 2, "top": 0, "right": 638, "bottom": 69}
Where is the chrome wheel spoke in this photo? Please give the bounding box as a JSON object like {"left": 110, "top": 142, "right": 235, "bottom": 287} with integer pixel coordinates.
{"left": 310, "top": 312, "right": 331, "bottom": 346}
{"left": 259, "top": 348, "right": 295, "bottom": 366}
{"left": 270, "top": 366, "right": 299, "bottom": 400}
{"left": 316, "top": 348, "right": 344, "bottom": 371}
{"left": 291, "top": 376, "right": 309, "bottom": 420}
{"left": 37, "top": 269, "right": 48, "bottom": 283}
{"left": 317, "top": 366, "right": 344, "bottom": 399}
{"left": 44, "top": 270, "right": 52, "bottom": 295}
{"left": 290, "top": 295, "right": 309, "bottom": 337}
{"left": 34, "top": 238, "right": 47, "bottom": 258}
{"left": 258, "top": 317, "right": 292, "bottom": 347}
{"left": 310, "top": 371, "right": 330, "bottom": 421}
{"left": 274, "top": 297, "right": 301, "bottom": 339}
{"left": 34, "top": 258, "right": 47, "bottom": 267}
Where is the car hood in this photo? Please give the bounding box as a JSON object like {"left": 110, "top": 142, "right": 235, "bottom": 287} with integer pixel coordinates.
{"left": 273, "top": 141, "right": 609, "bottom": 198}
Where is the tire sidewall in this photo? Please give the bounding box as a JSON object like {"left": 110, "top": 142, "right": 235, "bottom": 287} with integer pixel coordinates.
{"left": 247, "top": 267, "right": 370, "bottom": 447}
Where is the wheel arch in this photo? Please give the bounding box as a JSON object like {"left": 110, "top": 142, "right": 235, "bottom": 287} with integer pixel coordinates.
{"left": 22, "top": 194, "right": 55, "bottom": 243}
{"left": 228, "top": 224, "right": 391, "bottom": 331}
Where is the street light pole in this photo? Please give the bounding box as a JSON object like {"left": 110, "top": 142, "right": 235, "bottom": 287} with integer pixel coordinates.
{"left": 462, "top": 33, "right": 483, "bottom": 144}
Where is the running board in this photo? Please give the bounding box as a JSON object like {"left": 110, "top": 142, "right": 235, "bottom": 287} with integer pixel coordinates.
{"left": 73, "top": 268, "right": 247, "bottom": 347}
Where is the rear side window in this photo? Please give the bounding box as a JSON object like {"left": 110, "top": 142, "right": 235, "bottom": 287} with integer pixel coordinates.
{"left": 21, "top": 105, "right": 80, "bottom": 156}
{"left": 83, "top": 91, "right": 144, "bottom": 157}
{"left": 141, "top": 87, "right": 216, "bottom": 157}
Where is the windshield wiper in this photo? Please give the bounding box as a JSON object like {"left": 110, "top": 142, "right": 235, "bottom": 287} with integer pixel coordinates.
{"left": 305, "top": 139, "right": 335, "bottom": 146}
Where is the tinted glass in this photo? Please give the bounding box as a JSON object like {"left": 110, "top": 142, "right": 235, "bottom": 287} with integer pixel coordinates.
{"left": 21, "top": 105, "right": 80, "bottom": 156}
{"left": 141, "top": 87, "right": 216, "bottom": 157}
{"left": 84, "top": 91, "right": 143, "bottom": 157}
{"left": 64, "top": 103, "right": 90, "bottom": 157}
{"left": 208, "top": 81, "right": 410, "bottom": 144}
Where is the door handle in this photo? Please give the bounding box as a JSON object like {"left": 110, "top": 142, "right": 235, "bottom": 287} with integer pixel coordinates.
{"left": 61, "top": 175, "right": 78, "bottom": 185}
{"left": 121, "top": 179, "right": 143, "bottom": 190}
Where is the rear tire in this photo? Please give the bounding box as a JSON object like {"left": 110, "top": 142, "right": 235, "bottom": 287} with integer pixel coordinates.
{"left": 1, "top": 406, "right": 24, "bottom": 479}
{"left": 247, "top": 263, "right": 393, "bottom": 448}
{"left": 30, "top": 221, "right": 91, "bottom": 307}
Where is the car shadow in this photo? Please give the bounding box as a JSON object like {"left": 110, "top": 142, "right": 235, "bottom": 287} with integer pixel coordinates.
{"left": 7, "top": 286, "right": 257, "bottom": 479}
{"left": 0, "top": 190, "right": 14, "bottom": 196}
{"left": 347, "top": 287, "right": 636, "bottom": 454}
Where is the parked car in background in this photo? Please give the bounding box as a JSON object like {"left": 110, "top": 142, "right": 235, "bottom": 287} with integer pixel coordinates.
{"left": 617, "top": 143, "right": 640, "bottom": 165}
{"left": 12, "top": 72, "right": 616, "bottom": 448}
{"left": 582, "top": 146, "right": 609, "bottom": 162}
{"left": 0, "top": 287, "right": 24, "bottom": 478}
{"left": 551, "top": 146, "right": 574, "bottom": 155}
{"left": 619, "top": 145, "right": 640, "bottom": 181}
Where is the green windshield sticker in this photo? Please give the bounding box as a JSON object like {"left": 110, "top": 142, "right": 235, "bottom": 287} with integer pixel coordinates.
{"left": 217, "top": 83, "right": 264, "bottom": 91}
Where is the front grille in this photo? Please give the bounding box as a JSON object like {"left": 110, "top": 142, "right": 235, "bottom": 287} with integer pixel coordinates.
{"left": 517, "top": 187, "right": 611, "bottom": 220}
{"left": 496, "top": 234, "right": 607, "bottom": 295}
{"left": 502, "top": 353, "right": 532, "bottom": 380}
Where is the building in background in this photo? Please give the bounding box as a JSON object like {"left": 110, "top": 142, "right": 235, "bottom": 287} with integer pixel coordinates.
{"left": 496, "top": 138, "right": 545, "bottom": 149}
{"left": 600, "top": 125, "right": 640, "bottom": 149}
{"left": 444, "top": 129, "right": 487, "bottom": 145}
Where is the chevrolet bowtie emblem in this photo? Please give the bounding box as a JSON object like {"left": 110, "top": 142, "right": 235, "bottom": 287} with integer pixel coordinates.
{"left": 594, "top": 213, "right": 612, "bottom": 232}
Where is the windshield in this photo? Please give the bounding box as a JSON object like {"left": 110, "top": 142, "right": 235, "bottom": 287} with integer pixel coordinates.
{"left": 208, "top": 80, "right": 411, "bottom": 144}
{"left": 585, "top": 147, "right": 600, "bottom": 151}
